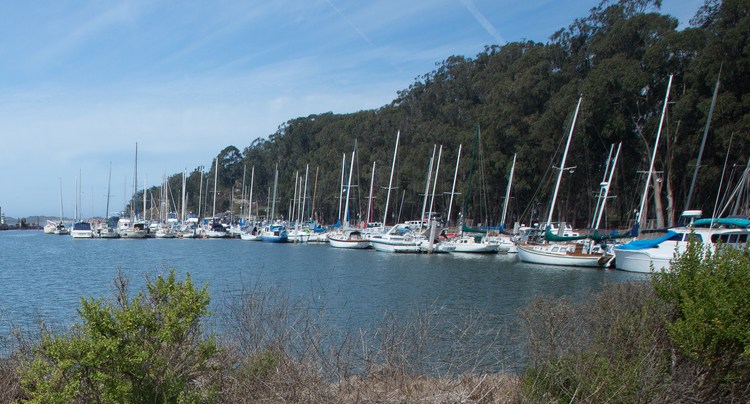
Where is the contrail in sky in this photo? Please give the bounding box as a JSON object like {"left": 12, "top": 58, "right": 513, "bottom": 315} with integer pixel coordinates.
{"left": 458, "top": 0, "right": 505, "bottom": 44}
{"left": 325, "top": 0, "right": 376, "bottom": 47}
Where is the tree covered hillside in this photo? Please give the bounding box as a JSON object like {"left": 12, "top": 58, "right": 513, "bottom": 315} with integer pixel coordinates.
{"left": 137, "top": 0, "right": 750, "bottom": 229}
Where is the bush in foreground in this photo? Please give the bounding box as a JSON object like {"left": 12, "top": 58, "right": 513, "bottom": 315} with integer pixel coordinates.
{"left": 653, "top": 241, "right": 750, "bottom": 401}
{"left": 20, "top": 269, "right": 219, "bottom": 403}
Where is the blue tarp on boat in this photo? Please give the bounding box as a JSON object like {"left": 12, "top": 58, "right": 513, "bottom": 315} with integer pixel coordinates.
{"left": 615, "top": 231, "right": 679, "bottom": 251}
{"left": 693, "top": 218, "right": 750, "bottom": 228}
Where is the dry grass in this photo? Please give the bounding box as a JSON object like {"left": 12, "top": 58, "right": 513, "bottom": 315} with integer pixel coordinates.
{"left": 215, "top": 279, "right": 520, "bottom": 402}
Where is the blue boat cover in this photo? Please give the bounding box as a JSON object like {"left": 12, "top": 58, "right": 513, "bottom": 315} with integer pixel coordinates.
{"left": 693, "top": 218, "right": 750, "bottom": 228}
{"left": 616, "top": 231, "right": 679, "bottom": 251}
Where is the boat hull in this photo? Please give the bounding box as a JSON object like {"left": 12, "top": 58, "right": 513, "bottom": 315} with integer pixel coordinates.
{"left": 240, "top": 233, "right": 262, "bottom": 241}
{"left": 451, "top": 243, "right": 498, "bottom": 253}
{"left": 261, "top": 235, "right": 288, "bottom": 243}
{"left": 70, "top": 230, "right": 93, "bottom": 238}
{"left": 370, "top": 238, "right": 421, "bottom": 253}
{"left": 120, "top": 230, "right": 147, "bottom": 238}
{"left": 517, "top": 244, "right": 612, "bottom": 268}
{"left": 614, "top": 248, "right": 672, "bottom": 273}
{"left": 327, "top": 232, "right": 371, "bottom": 249}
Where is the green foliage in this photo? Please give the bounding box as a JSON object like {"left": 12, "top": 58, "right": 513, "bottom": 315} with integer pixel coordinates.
{"left": 20, "top": 270, "right": 218, "bottom": 403}
{"left": 653, "top": 239, "right": 750, "bottom": 386}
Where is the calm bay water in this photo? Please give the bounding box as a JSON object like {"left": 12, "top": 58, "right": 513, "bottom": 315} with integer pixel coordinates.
{"left": 0, "top": 230, "right": 646, "bottom": 341}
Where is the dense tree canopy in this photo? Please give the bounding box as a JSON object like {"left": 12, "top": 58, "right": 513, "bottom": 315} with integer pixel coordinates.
{"left": 134, "top": 0, "right": 749, "bottom": 229}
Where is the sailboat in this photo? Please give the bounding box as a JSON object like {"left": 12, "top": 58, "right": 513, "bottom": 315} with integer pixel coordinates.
{"left": 120, "top": 144, "right": 148, "bottom": 238}
{"left": 47, "top": 178, "right": 70, "bottom": 235}
{"left": 240, "top": 166, "right": 263, "bottom": 241}
{"left": 449, "top": 128, "right": 500, "bottom": 254}
{"left": 205, "top": 157, "right": 228, "bottom": 239}
{"left": 70, "top": 171, "right": 94, "bottom": 239}
{"left": 261, "top": 164, "right": 289, "bottom": 243}
{"left": 516, "top": 98, "right": 614, "bottom": 268}
{"left": 485, "top": 154, "right": 518, "bottom": 253}
{"left": 370, "top": 131, "right": 423, "bottom": 253}
{"left": 328, "top": 143, "right": 372, "bottom": 249}
{"left": 97, "top": 163, "right": 120, "bottom": 238}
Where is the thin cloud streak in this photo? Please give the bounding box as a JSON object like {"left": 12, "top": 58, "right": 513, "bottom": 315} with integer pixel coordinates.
{"left": 458, "top": 0, "right": 505, "bottom": 44}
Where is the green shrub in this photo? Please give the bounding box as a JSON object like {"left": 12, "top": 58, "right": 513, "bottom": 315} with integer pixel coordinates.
{"left": 20, "top": 269, "right": 219, "bottom": 403}
{"left": 653, "top": 239, "right": 750, "bottom": 397}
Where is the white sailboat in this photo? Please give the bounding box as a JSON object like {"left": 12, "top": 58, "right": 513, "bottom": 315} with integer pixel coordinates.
{"left": 369, "top": 131, "right": 424, "bottom": 253}
{"left": 49, "top": 178, "right": 70, "bottom": 235}
{"left": 261, "top": 164, "right": 289, "bottom": 243}
{"left": 485, "top": 153, "right": 518, "bottom": 253}
{"left": 517, "top": 97, "right": 614, "bottom": 268}
{"left": 71, "top": 171, "right": 94, "bottom": 239}
{"left": 328, "top": 143, "right": 371, "bottom": 249}
{"left": 240, "top": 166, "right": 263, "bottom": 241}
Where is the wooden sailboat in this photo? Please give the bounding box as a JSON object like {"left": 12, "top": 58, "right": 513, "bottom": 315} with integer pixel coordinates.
{"left": 517, "top": 97, "right": 614, "bottom": 268}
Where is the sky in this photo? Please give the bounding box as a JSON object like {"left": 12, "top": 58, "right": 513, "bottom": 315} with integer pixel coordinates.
{"left": 0, "top": 0, "right": 702, "bottom": 219}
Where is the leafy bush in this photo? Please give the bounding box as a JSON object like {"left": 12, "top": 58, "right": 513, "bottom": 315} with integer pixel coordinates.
{"left": 20, "top": 269, "right": 219, "bottom": 403}
{"left": 653, "top": 240, "right": 750, "bottom": 400}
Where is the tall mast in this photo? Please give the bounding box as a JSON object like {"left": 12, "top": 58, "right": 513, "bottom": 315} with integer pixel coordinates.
{"left": 143, "top": 177, "right": 147, "bottom": 221}
{"left": 427, "top": 145, "right": 442, "bottom": 226}
{"left": 134, "top": 142, "right": 138, "bottom": 219}
{"left": 343, "top": 145, "right": 356, "bottom": 227}
{"left": 301, "top": 164, "right": 309, "bottom": 223}
{"left": 240, "top": 165, "right": 246, "bottom": 223}
{"left": 382, "top": 130, "right": 400, "bottom": 227}
{"left": 366, "top": 161, "right": 376, "bottom": 227}
{"left": 212, "top": 157, "right": 219, "bottom": 221}
{"left": 248, "top": 166, "right": 255, "bottom": 222}
{"left": 181, "top": 169, "right": 187, "bottom": 222}
{"left": 545, "top": 97, "right": 582, "bottom": 229}
{"left": 59, "top": 177, "right": 65, "bottom": 223}
{"left": 591, "top": 144, "right": 615, "bottom": 230}
{"left": 198, "top": 169, "right": 203, "bottom": 221}
{"left": 684, "top": 68, "right": 721, "bottom": 212}
{"left": 270, "top": 163, "right": 279, "bottom": 221}
{"left": 637, "top": 75, "right": 674, "bottom": 228}
{"left": 461, "top": 126, "right": 480, "bottom": 223}
{"left": 594, "top": 143, "right": 621, "bottom": 230}
{"left": 338, "top": 153, "right": 346, "bottom": 223}
{"left": 447, "top": 144, "right": 462, "bottom": 226}
{"left": 106, "top": 162, "right": 112, "bottom": 221}
{"left": 421, "top": 145, "right": 436, "bottom": 225}
{"left": 311, "top": 167, "right": 319, "bottom": 222}
{"left": 291, "top": 171, "right": 299, "bottom": 225}
{"left": 500, "top": 153, "right": 516, "bottom": 227}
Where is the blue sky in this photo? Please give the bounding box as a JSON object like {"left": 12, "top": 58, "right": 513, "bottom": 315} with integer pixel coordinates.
{"left": 0, "top": 0, "right": 701, "bottom": 219}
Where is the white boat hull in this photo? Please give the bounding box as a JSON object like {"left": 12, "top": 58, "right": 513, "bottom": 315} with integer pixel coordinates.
{"left": 613, "top": 249, "right": 670, "bottom": 273}
{"left": 288, "top": 233, "right": 311, "bottom": 243}
{"left": 120, "top": 229, "right": 147, "bottom": 238}
{"left": 327, "top": 232, "right": 371, "bottom": 249}
{"left": 206, "top": 231, "right": 227, "bottom": 238}
{"left": 451, "top": 243, "right": 498, "bottom": 253}
{"left": 240, "top": 233, "right": 262, "bottom": 241}
{"left": 518, "top": 244, "right": 612, "bottom": 268}
{"left": 370, "top": 238, "right": 421, "bottom": 253}
{"left": 70, "top": 230, "right": 93, "bottom": 238}
{"left": 419, "top": 240, "right": 456, "bottom": 253}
